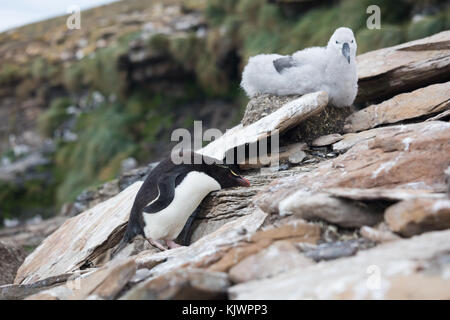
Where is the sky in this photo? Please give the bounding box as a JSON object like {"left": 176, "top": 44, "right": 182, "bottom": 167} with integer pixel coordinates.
{"left": 0, "top": 0, "right": 119, "bottom": 32}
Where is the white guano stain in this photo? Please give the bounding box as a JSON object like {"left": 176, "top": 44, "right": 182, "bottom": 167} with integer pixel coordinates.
{"left": 371, "top": 153, "right": 403, "bottom": 179}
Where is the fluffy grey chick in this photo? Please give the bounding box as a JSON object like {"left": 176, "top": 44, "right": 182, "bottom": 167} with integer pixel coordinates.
{"left": 241, "top": 27, "right": 358, "bottom": 107}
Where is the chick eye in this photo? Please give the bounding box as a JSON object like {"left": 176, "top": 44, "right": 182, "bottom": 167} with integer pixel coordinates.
{"left": 351, "top": 40, "right": 354, "bottom": 43}
{"left": 335, "top": 40, "right": 339, "bottom": 44}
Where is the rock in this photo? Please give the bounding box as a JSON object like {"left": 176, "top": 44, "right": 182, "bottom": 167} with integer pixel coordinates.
{"left": 26, "top": 258, "right": 137, "bottom": 300}
{"left": 238, "top": 142, "right": 308, "bottom": 170}
{"left": 67, "top": 258, "right": 137, "bottom": 300}
{"left": 303, "top": 239, "right": 375, "bottom": 262}
{"left": 385, "top": 199, "right": 450, "bottom": 237}
{"left": 228, "top": 241, "right": 313, "bottom": 283}
{"left": 63, "top": 180, "right": 120, "bottom": 217}
{"left": 250, "top": 219, "right": 321, "bottom": 244}
{"left": 446, "top": 167, "right": 450, "bottom": 195}
{"left": 311, "top": 134, "right": 343, "bottom": 147}
{"left": 118, "top": 163, "right": 157, "bottom": 191}
{"left": 0, "top": 216, "right": 66, "bottom": 250}
{"left": 198, "top": 91, "right": 328, "bottom": 161}
{"left": 356, "top": 30, "right": 450, "bottom": 104}
{"left": 332, "top": 128, "right": 379, "bottom": 153}
{"left": 121, "top": 268, "right": 230, "bottom": 300}
{"left": 345, "top": 82, "right": 450, "bottom": 133}
{"left": 203, "top": 218, "right": 319, "bottom": 274}
{"left": 207, "top": 239, "right": 273, "bottom": 273}
{"left": 256, "top": 121, "right": 450, "bottom": 214}
{"left": 278, "top": 191, "right": 383, "bottom": 228}
{"left": 426, "top": 109, "right": 450, "bottom": 122}
{"left": 229, "top": 229, "right": 450, "bottom": 299}
{"left": 288, "top": 150, "right": 307, "bottom": 165}
{"left": 0, "top": 241, "right": 27, "bottom": 285}
{"left": 15, "top": 182, "right": 143, "bottom": 285}
{"left": 322, "top": 187, "right": 446, "bottom": 202}
{"left": 360, "top": 224, "right": 401, "bottom": 244}
{"left": 1, "top": 273, "right": 75, "bottom": 300}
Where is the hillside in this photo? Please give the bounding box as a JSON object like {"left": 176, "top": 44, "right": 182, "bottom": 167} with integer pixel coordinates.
{"left": 0, "top": 1, "right": 448, "bottom": 237}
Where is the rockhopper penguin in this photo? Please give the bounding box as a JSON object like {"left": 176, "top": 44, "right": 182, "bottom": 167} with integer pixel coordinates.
{"left": 114, "top": 151, "right": 251, "bottom": 255}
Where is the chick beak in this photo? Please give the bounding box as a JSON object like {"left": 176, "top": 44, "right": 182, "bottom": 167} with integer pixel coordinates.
{"left": 342, "top": 42, "right": 350, "bottom": 64}
{"left": 237, "top": 176, "right": 251, "bottom": 187}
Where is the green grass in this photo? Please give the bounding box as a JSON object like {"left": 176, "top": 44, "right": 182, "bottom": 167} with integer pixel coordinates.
{"left": 38, "top": 97, "right": 72, "bottom": 137}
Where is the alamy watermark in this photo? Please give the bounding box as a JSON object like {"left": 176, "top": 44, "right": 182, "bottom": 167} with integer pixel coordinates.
{"left": 366, "top": 265, "right": 382, "bottom": 290}
{"left": 170, "top": 121, "right": 280, "bottom": 168}
{"left": 66, "top": 5, "right": 81, "bottom": 30}
{"left": 366, "top": 5, "right": 381, "bottom": 29}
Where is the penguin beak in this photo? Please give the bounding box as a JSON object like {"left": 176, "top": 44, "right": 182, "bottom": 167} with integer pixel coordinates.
{"left": 342, "top": 42, "right": 350, "bottom": 64}
{"left": 237, "top": 176, "right": 251, "bottom": 187}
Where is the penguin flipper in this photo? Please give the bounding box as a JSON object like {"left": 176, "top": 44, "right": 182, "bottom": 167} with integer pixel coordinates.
{"left": 273, "top": 56, "right": 296, "bottom": 73}
{"left": 142, "top": 173, "right": 179, "bottom": 214}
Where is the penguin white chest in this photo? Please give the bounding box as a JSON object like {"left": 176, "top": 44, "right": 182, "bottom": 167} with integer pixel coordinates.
{"left": 143, "top": 171, "right": 221, "bottom": 240}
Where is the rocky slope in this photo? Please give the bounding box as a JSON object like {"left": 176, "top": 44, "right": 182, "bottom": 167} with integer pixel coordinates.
{"left": 0, "top": 31, "right": 449, "bottom": 300}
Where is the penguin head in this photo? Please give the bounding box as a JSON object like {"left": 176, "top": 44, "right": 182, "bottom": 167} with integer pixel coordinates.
{"left": 205, "top": 163, "right": 251, "bottom": 188}
{"left": 328, "top": 27, "right": 357, "bottom": 64}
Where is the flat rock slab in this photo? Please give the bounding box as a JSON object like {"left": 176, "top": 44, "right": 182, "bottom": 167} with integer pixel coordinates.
{"left": 229, "top": 241, "right": 313, "bottom": 284}
{"left": 311, "top": 134, "right": 343, "bottom": 147}
{"left": 198, "top": 91, "right": 328, "bottom": 161}
{"left": 121, "top": 268, "right": 230, "bottom": 300}
{"left": 385, "top": 198, "right": 450, "bottom": 237}
{"left": 26, "top": 258, "right": 137, "bottom": 300}
{"left": 1, "top": 273, "right": 74, "bottom": 300}
{"left": 206, "top": 219, "right": 320, "bottom": 274}
{"left": 303, "top": 239, "right": 375, "bottom": 262}
{"left": 360, "top": 225, "right": 401, "bottom": 244}
{"left": 356, "top": 30, "right": 450, "bottom": 103}
{"left": 229, "top": 229, "right": 450, "bottom": 299}
{"left": 322, "top": 187, "right": 446, "bottom": 202}
{"left": 278, "top": 191, "right": 384, "bottom": 228}
{"left": 256, "top": 121, "right": 450, "bottom": 214}
{"left": 426, "top": 108, "right": 450, "bottom": 122}
{"left": 332, "top": 128, "right": 380, "bottom": 153}
{"left": 15, "top": 182, "right": 143, "bottom": 285}
{"left": 345, "top": 82, "right": 450, "bottom": 133}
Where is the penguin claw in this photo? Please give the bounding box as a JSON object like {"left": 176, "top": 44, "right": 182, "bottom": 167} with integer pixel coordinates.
{"left": 146, "top": 238, "right": 168, "bottom": 251}
{"left": 167, "top": 240, "right": 183, "bottom": 249}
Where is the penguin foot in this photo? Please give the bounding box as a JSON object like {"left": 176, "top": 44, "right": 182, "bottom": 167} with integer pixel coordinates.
{"left": 146, "top": 238, "right": 168, "bottom": 251}
{"left": 167, "top": 240, "right": 183, "bottom": 249}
